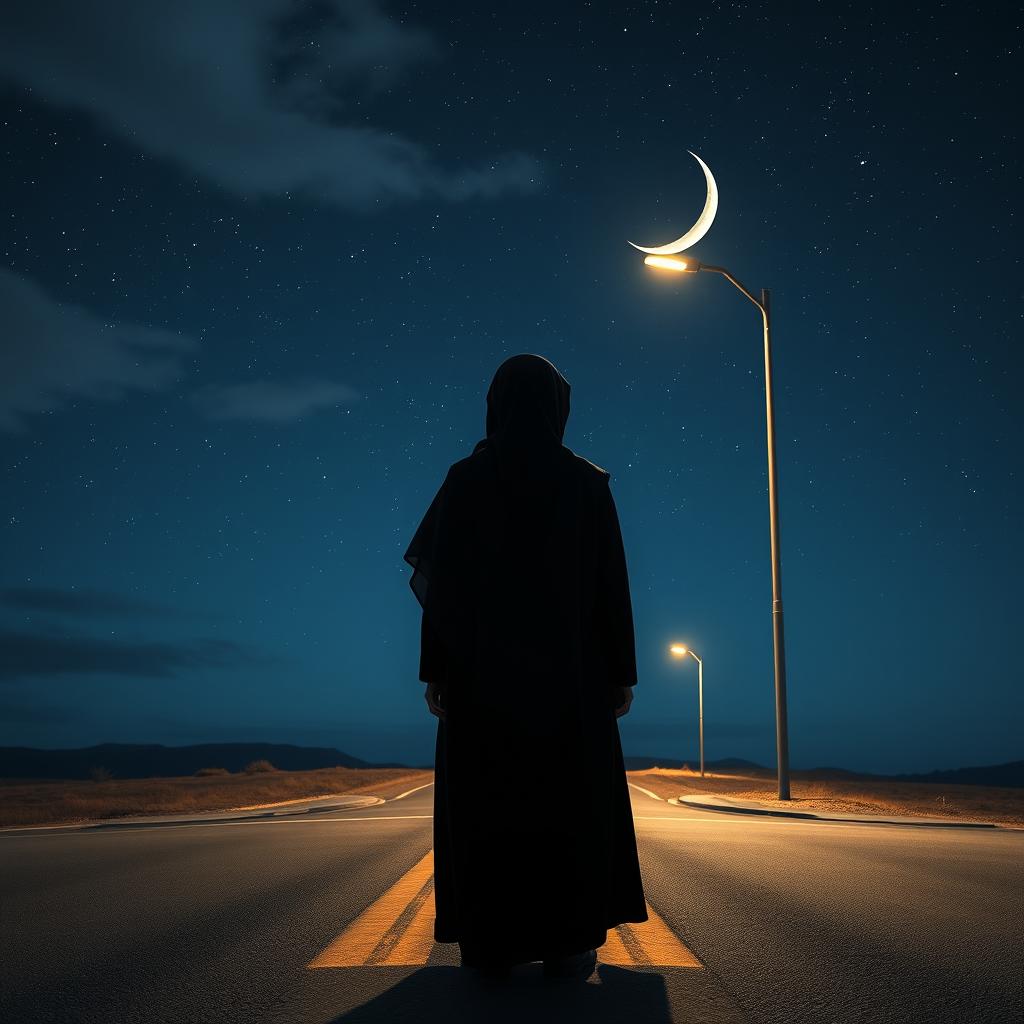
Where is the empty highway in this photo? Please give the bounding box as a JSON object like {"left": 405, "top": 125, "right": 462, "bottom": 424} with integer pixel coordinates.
{"left": 1, "top": 782, "right": 1021, "bottom": 1023}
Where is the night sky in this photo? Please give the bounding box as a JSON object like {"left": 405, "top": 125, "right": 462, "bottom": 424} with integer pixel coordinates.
{"left": 1, "top": 2, "right": 1020, "bottom": 774}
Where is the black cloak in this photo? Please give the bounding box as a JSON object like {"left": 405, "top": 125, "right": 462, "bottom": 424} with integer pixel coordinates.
{"left": 403, "top": 353, "right": 647, "bottom": 966}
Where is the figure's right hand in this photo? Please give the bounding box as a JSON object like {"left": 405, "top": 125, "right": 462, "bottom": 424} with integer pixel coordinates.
{"left": 614, "top": 685, "right": 634, "bottom": 718}
{"left": 424, "top": 681, "right": 446, "bottom": 721}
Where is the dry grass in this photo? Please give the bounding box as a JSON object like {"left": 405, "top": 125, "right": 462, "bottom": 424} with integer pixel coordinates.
{"left": 0, "top": 767, "right": 434, "bottom": 827}
{"left": 627, "top": 767, "right": 1024, "bottom": 827}
{"left": 5, "top": 762, "right": 1020, "bottom": 829}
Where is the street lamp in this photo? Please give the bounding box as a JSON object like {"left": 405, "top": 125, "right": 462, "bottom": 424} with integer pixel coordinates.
{"left": 669, "top": 643, "right": 705, "bottom": 777}
{"left": 649, "top": 254, "right": 791, "bottom": 800}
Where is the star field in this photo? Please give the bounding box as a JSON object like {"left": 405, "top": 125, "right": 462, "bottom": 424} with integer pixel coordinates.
{"left": 0, "top": 1, "right": 1019, "bottom": 772}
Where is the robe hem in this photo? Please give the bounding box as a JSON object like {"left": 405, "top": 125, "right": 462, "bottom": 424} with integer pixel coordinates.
{"left": 434, "top": 909, "right": 650, "bottom": 947}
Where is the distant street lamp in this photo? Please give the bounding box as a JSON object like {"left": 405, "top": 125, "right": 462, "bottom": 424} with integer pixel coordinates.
{"left": 669, "top": 643, "right": 705, "bottom": 778}
{"left": 650, "top": 255, "right": 791, "bottom": 801}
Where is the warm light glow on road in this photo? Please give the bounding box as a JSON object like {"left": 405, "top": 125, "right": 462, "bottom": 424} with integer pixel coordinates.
{"left": 308, "top": 846, "right": 702, "bottom": 969}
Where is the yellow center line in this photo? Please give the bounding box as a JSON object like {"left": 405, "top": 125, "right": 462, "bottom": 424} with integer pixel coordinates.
{"left": 597, "top": 924, "right": 634, "bottom": 965}
{"left": 308, "top": 849, "right": 702, "bottom": 969}
{"left": 308, "top": 850, "right": 434, "bottom": 968}
{"left": 378, "top": 878, "right": 437, "bottom": 965}
{"left": 624, "top": 903, "right": 703, "bottom": 968}
{"left": 365, "top": 876, "right": 435, "bottom": 965}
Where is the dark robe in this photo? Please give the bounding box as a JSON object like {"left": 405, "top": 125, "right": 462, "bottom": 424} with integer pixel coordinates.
{"left": 404, "top": 354, "right": 646, "bottom": 966}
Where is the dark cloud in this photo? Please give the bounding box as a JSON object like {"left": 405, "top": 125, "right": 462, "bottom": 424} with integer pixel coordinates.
{"left": 0, "top": 1, "right": 541, "bottom": 207}
{"left": 0, "top": 629, "right": 272, "bottom": 682}
{"left": 0, "top": 587, "right": 177, "bottom": 617}
{"left": 0, "top": 700, "right": 73, "bottom": 725}
{"left": 194, "top": 377, "right": 359, "bottom": 422}
{"left": 0, "top": 269, "right": 195, "bottom": 433}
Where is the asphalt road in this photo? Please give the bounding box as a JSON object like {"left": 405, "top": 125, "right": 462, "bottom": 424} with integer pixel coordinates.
{"left": 1, "top": 782, "right": 1021, "bottom": 1024}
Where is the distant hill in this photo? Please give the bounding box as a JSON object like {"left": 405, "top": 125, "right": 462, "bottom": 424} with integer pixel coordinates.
{"left": 0, "top": 743, "right": 410, "bottom": 780}
{"left": 890, "top": 761, "right": 1024, "bottom": 788}
{"left": 3, "top": 744, "right": 1019, "bottom": 788}
{"left": 801, "top": 762, "right": 1024, "bottom": 788}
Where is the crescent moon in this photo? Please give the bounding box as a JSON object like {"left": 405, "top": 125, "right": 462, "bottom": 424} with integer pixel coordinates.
{"left": 628, "top": 151, "right": 718, "bottom": 255}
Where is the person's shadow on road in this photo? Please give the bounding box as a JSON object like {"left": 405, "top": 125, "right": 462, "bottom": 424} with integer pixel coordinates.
{"left": 326, "top": 964, "right": 671, "bottom": 1023}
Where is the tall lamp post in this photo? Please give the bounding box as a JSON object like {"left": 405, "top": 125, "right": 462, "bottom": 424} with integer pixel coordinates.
{"left": 647, "top": 254, "right": 791, "bottom": 800}
{"left": 669, "top": 643, "right": 704, "bottom": 777}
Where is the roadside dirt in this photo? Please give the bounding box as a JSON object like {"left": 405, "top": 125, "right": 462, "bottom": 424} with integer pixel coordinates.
{"left": 627, "top": 767, "right": 1024, "bottom": 827}
{"left": 0, "top": 767, "right": 435, "bottom": 827}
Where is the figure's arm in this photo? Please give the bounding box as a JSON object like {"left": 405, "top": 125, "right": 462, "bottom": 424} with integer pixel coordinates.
{"left": 614, "top": 684, "right": 635, "bottom": 718}
{"left": 419, "top": 613, "right": 448, "bottom": 719}
{"left": 418, "top": 610, "right": 445, "bottom": 684}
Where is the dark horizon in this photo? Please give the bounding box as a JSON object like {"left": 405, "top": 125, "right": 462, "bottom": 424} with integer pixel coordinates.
{"left": 2, "top": 736, "right": 1020, "bottom": 783}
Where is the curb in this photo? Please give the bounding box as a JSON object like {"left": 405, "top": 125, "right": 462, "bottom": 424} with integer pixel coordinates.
{"left": 678, "top": 795, "right": 999, "bottom": 829}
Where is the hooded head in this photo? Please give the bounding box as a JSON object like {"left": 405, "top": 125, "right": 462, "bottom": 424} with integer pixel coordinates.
{"left": 406, "top": 354, "right": 571, "bottom": 618}
{"left": 476, "top": 354, "right": 571, "bottom": 459}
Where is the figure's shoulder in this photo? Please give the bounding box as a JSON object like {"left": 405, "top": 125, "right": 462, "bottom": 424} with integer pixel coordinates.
{"left": 445, "top": 447, "right": 492, "bottom": 486}
{"left": 447, "top": 452, "right": 476, "bottom": 476}
{"left": 562, "top": 447, "right": 612, "bottom": 482}
{"left": 445, "top": 445, "right": 611, "bottom": 487}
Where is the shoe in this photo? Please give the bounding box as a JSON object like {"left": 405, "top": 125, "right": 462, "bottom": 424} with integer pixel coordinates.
{"left": 542, "top": 948, "right": 597, "bottom": 980}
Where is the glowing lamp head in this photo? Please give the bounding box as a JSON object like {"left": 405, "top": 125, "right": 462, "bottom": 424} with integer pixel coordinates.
{"left": 669, "top": 643, "right": 688, "bottom": 658}
{"left": 644, "top": 255, "right": 700, "bottom": 273}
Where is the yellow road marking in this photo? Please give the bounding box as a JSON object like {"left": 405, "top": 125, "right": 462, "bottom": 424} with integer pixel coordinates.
{"left": 379, "top": 878, "right": 436, "bottom": 965}
{"left": 309, "top": 850, "right": 701, "bottom": 969}
{"left": 309, "top": 850, "right": 434, "bottom": 967}
{"left": 597, "top": 924, "right": 633, "bottom": 965}
{"left": 619, "top": 903, "right": 703, "bottom": 968}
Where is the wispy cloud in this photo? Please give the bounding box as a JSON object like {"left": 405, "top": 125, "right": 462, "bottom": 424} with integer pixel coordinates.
{"left": 0, "top": 1, "right": 541, "bottom": 207}
{"left": 0, "top": 587, "right": 177, "bottom": 618}
{"left": 194, "top": 377, "right": 359, "bottom": 422}
{"left": 0, "top": 269, "right": 195, "bottom": 433}
{"left": 0, "top": 628, "right": 272, "bottom": 682}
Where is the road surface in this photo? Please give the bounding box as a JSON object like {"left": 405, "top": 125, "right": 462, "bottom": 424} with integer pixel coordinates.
{"left": 1, "top": 782, "right": 1021, "bottom": 1023}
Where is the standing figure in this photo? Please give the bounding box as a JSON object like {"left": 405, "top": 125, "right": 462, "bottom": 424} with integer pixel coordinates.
{"left": 404, "top": 353, "right": 646, "bottom": 978}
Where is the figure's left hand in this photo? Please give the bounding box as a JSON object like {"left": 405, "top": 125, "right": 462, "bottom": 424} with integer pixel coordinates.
{"left": 424, "top": 681, "right": 446, "bottom": 720}
{"left": 613, "top": 685, "right": 635, "bottom": 718}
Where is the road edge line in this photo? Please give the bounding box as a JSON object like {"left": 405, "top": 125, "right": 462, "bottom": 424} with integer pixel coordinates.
{"left": 628, "top": 782, "right": 665, "bottom": 802}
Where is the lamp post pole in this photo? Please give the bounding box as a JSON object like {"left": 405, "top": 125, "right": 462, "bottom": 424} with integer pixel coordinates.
{"left": 668, "top": 644, "right": 705, "bottom": 778}
{"left": 758, "top": 286, "right": 791, "bottom": 802}
{"left": 651, "top": 256, "right": 791, "bottom": 800}
{"left": 694, "top": 651, "right": 704, "bottom": 779}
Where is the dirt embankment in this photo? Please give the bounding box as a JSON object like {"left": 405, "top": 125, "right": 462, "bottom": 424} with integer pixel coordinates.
{"left": 627, "top": 767, "right": 1024, "bottom": 827}
{"left": 0, "top": 767, "right": 434, "bottom": 827}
